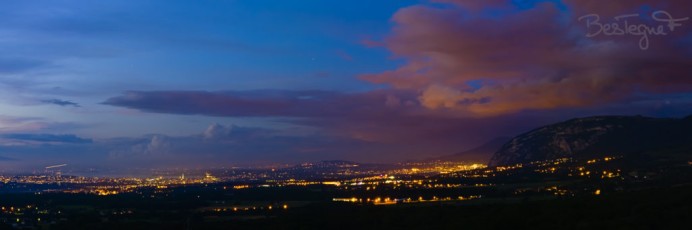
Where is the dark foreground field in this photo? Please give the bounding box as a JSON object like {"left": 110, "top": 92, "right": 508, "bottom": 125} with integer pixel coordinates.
{"left": 2, "top": 184, "right": 691, "bottom": 230}
{"left": 207, "top": 186, "right": 692, "bottom": 230}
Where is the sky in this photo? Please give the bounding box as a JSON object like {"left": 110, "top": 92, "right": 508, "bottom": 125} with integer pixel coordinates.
{"left": 1, "top": 0, "right": 691, "bottom": 172}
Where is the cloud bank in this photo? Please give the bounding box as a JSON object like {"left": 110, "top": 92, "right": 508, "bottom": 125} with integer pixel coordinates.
{"left": 41, "top": 99, "right": 81, "bottom": 107}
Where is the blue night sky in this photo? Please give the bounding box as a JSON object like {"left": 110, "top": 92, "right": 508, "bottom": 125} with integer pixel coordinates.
{"left": 1, "top": 0, "right": 691, "bottom": 172}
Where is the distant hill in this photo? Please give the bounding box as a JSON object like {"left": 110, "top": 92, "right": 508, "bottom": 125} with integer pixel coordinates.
{"left": 489, "top": 115, "right": 692, "bottom": 167}
{"left": 435, "top": 137, "right": 511, "bottom": 163}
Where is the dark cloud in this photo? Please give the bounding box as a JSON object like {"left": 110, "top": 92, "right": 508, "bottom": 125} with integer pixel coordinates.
{"left": 103, "top": 89, "right": 422, "bottom": 118}
{"left": 0, "top": 133, "right": 92, "bottom": 144}
{"left": 41, "top": 99, "right": 80, "bottom": 107}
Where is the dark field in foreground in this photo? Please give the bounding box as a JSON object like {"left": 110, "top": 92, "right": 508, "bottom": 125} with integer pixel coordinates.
{"left": 209, "top": 186, "right": 692, "bottom": 230}
{"left": 2, "top": 185, "right": 690, "bottom": 230}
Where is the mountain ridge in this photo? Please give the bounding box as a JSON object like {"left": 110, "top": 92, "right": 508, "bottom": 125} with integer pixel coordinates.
{"left": 489, "top": 115, "right": 692, "bottom": 167}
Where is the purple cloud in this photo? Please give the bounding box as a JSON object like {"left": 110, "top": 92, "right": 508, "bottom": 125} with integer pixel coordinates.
{"left": 41, "top": 99, "right": 81, "bottom": 107}
{"left": 103, "top": 89, "right": 422, "bottom": 118}
{"left": 360, "top": 0, "right": 692, "bottom": 116}
{"left": 0, "top": 133, "right": 92, "bottom": 144}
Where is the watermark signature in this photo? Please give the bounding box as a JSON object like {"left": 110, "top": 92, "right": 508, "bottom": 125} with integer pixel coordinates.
{"left": 578, "top": 11, "right": 689, "bottom": 50}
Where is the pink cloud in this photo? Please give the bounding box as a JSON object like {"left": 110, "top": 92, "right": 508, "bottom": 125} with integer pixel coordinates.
{"left": 361, "top": 1, "right": 692, "bottom": 116}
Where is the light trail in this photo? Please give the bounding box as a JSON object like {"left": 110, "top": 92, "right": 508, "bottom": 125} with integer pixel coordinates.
{"left": 45, "top": 164, "right": 67, "bottom": 169}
